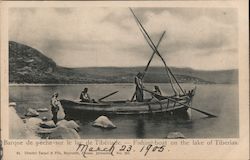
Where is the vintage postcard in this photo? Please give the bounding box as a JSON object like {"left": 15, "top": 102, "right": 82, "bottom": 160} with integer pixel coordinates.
{"left": 0, "top": 1, "right": 249, "bottom": 160}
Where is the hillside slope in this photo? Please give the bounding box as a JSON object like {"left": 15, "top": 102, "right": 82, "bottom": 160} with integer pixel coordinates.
{"left": 9, "top": 41, "right": 237, "bottom": 84}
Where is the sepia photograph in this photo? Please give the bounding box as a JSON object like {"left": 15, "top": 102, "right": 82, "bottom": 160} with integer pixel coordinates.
{"left": 8, "top": 6, "right": 240, "bottom": 140}
{"left": 1, "top": 1, "right": 249, "bottom": 159}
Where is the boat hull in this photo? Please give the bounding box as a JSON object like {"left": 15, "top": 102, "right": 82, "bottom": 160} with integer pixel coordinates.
{"left": 60, "top": 96, "right": 192, "bottom": 116}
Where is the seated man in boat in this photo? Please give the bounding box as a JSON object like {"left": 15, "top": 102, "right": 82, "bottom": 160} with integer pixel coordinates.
{"left": 135, "top": 72, "right": 144, "bottom": 102}
{"left": 80, "top": 88, "right": 92, "bottom": 102}
{"left": 153, "top": 85, "right": 162, "bottom": 95}
{"left": 151, "top": 85, "right": 163, "bottom": 100}
{"left": 187, "top": 89, "right": 195, "bottom": 98}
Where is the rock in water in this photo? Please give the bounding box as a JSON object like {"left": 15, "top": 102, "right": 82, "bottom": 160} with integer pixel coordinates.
{"left": 36, "top": 108, "right": 49, "bottom": 112}
{"left": 166, "top": 132, "right": 185, "bottom": 139}
{"left": 25, "top": 117, "right": 42, "bottom": 132}
{"left": 92, "top": 116, "right": 116, "bottom": 129}
{"left": 9, "top": 102, "right": 16, "bottom": 107}
{"left": 40, "top": 120, "right": 56, "bottom": 129}
{"left": 26, "top": 117, "right": 42, "bottom": 126}
{"left": 57, "top": 120, "right": 80, "bottom": 131}
{"left": 25, "top": 108, "right": 39, "bottom": 117}
{"left": 48, "top": 126, "right": 80, "bottom": 139}
{"left": 42, "top": 117, "right": 48, "bottom": 121}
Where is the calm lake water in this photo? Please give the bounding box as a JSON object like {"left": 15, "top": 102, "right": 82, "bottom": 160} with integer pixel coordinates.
{"left": 9, "top": 83, "right": 239, "bottom": 138}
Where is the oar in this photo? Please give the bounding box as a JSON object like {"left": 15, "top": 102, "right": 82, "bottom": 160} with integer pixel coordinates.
{"left": 143, "top": 89, "right": 217, "bottom": 118}
{"left": 98, "top": 91, "right": 119, "bottom": 101}
{"left": 187, "top": 106, "right": 217, "bottom": 118}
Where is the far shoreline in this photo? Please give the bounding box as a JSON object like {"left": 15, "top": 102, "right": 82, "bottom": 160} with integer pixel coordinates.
{"left": 9, "top": 83, "right": 135, "bottom": 86}
{"left": 8, "top": 82, "right": 236, "bottom": 87}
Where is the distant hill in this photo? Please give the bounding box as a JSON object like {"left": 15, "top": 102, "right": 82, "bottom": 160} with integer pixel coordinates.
{"left": 9, "top": 41, "right": 238, "bottom": 84}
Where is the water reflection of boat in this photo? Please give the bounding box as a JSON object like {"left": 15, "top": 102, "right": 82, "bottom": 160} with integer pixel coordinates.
{"left": 60, "top": 9, "right": 198, "bottom": 116}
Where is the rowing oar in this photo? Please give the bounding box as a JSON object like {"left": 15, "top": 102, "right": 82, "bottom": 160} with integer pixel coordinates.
{"left": 98, "top": 91, "right": 119, "bottom": 101}
{"left": 143, "top": 89, "right": 217, "bottom": 118}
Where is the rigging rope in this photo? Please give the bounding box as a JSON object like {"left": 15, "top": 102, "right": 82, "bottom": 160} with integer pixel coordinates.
{"left": 130, "top": 8, "right": 185, "bottom": 95}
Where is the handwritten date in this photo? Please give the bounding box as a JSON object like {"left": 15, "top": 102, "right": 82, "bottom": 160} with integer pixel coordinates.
{"left": 76, "top": 141, "right": 166, "bottom": 158}
{"left": 140, "top": 144, "right": 165, "bottom": 156}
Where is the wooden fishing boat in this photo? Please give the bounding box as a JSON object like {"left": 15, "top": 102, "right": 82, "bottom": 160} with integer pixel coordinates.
{"left": 60, "top": 92, "right": 194, "bottom": 115}
{"left": 59, "top": 9, "right": 217, "bottom": 117}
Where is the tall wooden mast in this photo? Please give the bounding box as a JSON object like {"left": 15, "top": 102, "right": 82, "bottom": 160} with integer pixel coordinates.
{"left": 130, "top": 8, "right": 185, "bottom": 95}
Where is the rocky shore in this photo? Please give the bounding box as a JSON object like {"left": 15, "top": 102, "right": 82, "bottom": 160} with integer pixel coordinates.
{"left": 9, "top": 102, "right": 81, "bottom": 139}
{"left": 9, "top": 102, "right": 185, "bottom": 139}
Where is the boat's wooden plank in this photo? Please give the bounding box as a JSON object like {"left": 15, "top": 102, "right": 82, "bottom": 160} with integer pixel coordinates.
{"left": 114, "top": 105, "right": 187, "bottom": 115}
{"left": 60, "top": 98, "right": 190, "bottom": 114}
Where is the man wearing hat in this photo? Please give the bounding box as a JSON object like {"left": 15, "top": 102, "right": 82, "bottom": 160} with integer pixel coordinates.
{"left": 135, "top": 72, "right": 144, "bottom": 102}
{"left": 80, "top": 88, "right": 91, "bottom": 102}
{"left": 50, "top": 92, "right": 59, "bottom": 124}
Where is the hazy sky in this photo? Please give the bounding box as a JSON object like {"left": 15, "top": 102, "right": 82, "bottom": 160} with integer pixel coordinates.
{"left": 9, "top": 7, "right": 238, "bottom": 70}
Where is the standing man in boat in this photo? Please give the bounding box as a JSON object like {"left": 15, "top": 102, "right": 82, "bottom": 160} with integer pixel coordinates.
{"left": 50, "top": 92, "right": 60, "bottom": 124}
{"left": 80, "top": 88, "right": 91, "bottom": 102}
{"left": 135, "top": 72, "right": 144, "bottom": 102}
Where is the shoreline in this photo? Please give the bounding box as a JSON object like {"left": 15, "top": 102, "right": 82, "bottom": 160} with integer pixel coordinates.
{"left": 8, "top": 82, "right": 237, "bottom": 87}
{"left": 9, "top": 83, "right": 135, "bottom": 86}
